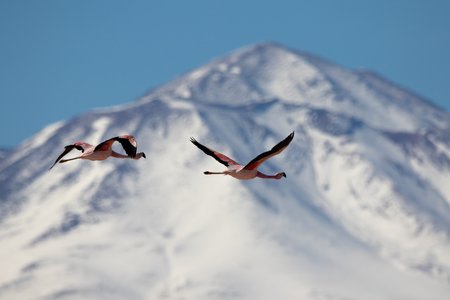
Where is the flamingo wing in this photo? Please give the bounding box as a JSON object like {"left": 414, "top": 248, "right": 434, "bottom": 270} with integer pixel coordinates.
{"left": 49, "top": 143, "right": 88, "bottom": 169}
{"left": 94, "top": 138, "right": 116, "bottom": 152}
{"left": 243, "top": 131, "right": 294, "bottom": 170}
{"left": 113, "top": 136, "right": 138, "bottom": 157}
{"left": 95, "top": 136, "right": 137, "bottom": 157}
{"left": 190, "top": 137, "right": 239, "bottom": 167}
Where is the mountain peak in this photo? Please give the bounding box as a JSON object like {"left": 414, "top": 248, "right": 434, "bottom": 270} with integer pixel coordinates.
{"left": 143, "top": 42, "right": 333, "bottom": 108}
{"left": 138, "top": 42, "right": 448, "bottom": 132}
{"left": 234, "top": 41, "right": 302, "bottom": 58}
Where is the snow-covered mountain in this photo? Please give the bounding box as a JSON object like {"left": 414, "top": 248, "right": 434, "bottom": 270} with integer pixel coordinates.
{"left": 1, "top": 43, "right": 450, "bottom": 300}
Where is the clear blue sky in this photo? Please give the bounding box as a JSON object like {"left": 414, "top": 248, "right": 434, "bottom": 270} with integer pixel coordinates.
{"left": 1, "top": 0, "right": 449, "bottom": 147}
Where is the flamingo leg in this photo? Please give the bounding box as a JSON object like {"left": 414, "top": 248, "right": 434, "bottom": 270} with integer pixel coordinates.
{"left": 204, "top": 171, "right": 226, "bottom": 175}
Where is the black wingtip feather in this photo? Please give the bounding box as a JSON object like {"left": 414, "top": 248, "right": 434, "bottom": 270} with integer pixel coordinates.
{"left": 190, "top": 137, "right": 230, "bottom": 167}
{"left": 114, "top": 137, "right": 137, "bottom": 157}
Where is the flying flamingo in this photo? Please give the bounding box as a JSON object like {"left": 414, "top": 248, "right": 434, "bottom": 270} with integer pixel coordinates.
{"left": 50, "top": 134, "right": 146, "bottom": 169}
{"left": 190, "top": 132, "right": 294, "bottom": 180}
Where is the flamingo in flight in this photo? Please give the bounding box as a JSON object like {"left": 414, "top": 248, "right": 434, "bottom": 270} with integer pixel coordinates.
{"left": 190, "top": 132, "right": 294, "bottom": 180}
{"left": 50, "top": 134, "right": 146, "bottom": 169}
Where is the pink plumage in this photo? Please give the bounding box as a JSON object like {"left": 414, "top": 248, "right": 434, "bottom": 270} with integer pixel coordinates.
{"left": 50, "top": 135, "right": 146, "bottom": 169}
{"left": 190, "top": 132, "right": 294, "bottom": 180}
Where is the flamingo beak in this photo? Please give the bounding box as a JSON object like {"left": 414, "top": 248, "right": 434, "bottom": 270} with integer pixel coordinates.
{"left": 142, "top": 153, "right": 147, "bottom": 159}
{"left": 282, "top": 172, "right": 286, "bottom": 178}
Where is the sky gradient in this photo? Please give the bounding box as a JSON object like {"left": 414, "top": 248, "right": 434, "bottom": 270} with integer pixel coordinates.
{"left": 1, "top": 0, "right": 449, "bottom": 147}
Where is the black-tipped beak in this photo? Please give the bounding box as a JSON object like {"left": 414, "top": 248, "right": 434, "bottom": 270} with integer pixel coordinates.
{"left": 282, "top": 172, "right": 286, "bottom": 178}
{"left": 142, "top": 153, "right": 147, "bottom": 159}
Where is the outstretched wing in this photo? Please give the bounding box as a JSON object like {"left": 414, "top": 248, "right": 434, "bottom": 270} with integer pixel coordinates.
{"left": 95, "top": 135, "right": 137, "bottom": 158}
{"left": 49, "top": 143, "right": 86, "bottom": 170}
{"left": 190, "top": 137, "right": 239, "bottom": 167}
{"left": 243, "top": 131, "right": 294, "bottom": 170}
{"left": 114, "top": 136, "right": 137, "bottom": 157}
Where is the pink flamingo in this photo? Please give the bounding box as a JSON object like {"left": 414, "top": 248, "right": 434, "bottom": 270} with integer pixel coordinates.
{"left": 50, "top": 134, "right": 146, "bottom": 169}
{"left": 190, "top": 132, "right": 294, "bottom": 180}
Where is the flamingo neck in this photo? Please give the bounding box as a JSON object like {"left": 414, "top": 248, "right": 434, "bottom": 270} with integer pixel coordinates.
{"left": 111, "top": 151, "right": 129, "bottom": 159}
{"left": 256, "top": 171, "right": 285, "bottom": 179}
{"left": 111, "top": 151, "right": 146, "bottom": 159}
{"left": 133, "top": 152, "right": 146, "bottom": 160}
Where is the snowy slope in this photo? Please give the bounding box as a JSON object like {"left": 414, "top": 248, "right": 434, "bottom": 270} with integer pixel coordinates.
{"left": 1, "top": 43, "right": 450, "bottom": 300}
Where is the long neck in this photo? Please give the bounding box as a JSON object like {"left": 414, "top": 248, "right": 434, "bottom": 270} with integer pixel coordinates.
{"left": 111, "top": 151, "right": 146, "bottom": 159}
{"left": 256, "top": 171, "right": 283, "bottom": 179}
{"left": 111, "top": 151, "right": 129, "bottom": 159}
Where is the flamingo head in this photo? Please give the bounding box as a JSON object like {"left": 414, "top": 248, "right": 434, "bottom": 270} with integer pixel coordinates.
{"left": 134, "top": 152, "right": 146, "bottom": 159}
{"left": 276, "top": 172, "right": 287, "bottom": 179}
